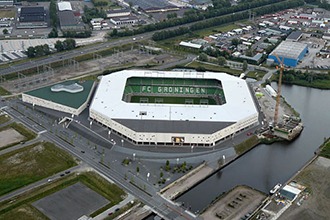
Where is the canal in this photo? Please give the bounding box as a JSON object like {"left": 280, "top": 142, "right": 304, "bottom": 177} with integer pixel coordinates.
{"left": 177, "top": 84, "right": 330, "bottom": 213}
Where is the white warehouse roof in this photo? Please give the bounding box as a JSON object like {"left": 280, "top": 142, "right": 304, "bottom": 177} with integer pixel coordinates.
{"left": 58, "top": 1, "right": 72, "bottom": 11}
{"left": 90, "top": 70, "right": 258, "bottom": 123}
{"left": 270, "top": 41, "right": 307, "bottom": 60}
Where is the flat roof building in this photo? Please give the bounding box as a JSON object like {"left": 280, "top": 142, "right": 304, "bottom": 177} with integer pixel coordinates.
{"left": 22, "top": 80, "right": 95, "bottom": 116}
{"left": 18, "top": 6, "right": 47, "bottom": 28}
{"left": 0, "top": 0, "right": 13, "bottom": 7}
{"left": 286, "top": 31, "right": 303, "bottom": 42}
{"left": 110, "top": 15, "right": 139, "bottom": 26}
{"left": 268, "top": 41, "right": 308, "bottom": 67}
{"left": 58, "top": 11, "right": 85, "bottom": 31}
{"left": 58, "top": 1, "right": 72, "bottom": 11}
{"left": 106, "top": 9, "right": 130, "bottom": 18}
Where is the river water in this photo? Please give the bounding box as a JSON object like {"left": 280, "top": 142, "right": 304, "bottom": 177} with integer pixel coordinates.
{"left": 177, "top": 84, "right": 330, "bottom": 213}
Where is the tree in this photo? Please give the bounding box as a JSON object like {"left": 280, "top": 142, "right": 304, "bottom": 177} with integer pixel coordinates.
{"left": 26, "top": 46, "right": 36, "bottom": 58}
{"left": 243, "top": 60, "right": 248, "bottom": 71}
{"left": 198, "top": 53, "right": 208, "bottom": 62}
{"left": 2, "top": 29, "right": 8, "bottom": 35}
{"left": 136, "top": 166, "right": 140, "bottom": 173}
{"left": 54, "top": 40, "right": 64, "bottom": 52}
{"left": 231, "top": 38, "right": 241, "bottom": 46}
{"left": 218, "top": 56, "right": 226, "bottom": 66}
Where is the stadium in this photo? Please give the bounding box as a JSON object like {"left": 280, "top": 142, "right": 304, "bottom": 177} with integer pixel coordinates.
{"left": 90, "top": 70, "right": 259, "bottom": 146}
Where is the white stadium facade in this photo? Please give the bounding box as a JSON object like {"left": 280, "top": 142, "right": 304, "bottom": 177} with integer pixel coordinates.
{"left": 90, "top": 70, "right": 259, "bottom": 146}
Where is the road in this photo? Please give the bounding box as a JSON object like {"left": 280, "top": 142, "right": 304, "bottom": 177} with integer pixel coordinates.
{"left": 0, "top": 100, "right": 199, "bottom": 220}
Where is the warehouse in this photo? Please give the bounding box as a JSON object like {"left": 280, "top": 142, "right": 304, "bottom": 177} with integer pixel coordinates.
{"left": 18, "top": 6, "right": 47, "bottom": 28}
{"left": 268, "top": 41, "right": 308, "bottom": 67}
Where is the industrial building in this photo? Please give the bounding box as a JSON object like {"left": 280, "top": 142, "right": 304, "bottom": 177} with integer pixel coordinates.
{"left": 89, "top": 70, "right": 259, "bottom": 146}
{"left": 18, "top": 7, "right": 47, "bottom": 28}
{"left": 0, "top": 0, "right": 13, "bottom": 7}
{"left": 106, "top": 9, "right": 130, "bottom": 18}
{"left": 22, "top": 80, "right": 95, "bottom": 116}
{"left": 110, "top": 16, "right": 139, "bottom": 26}
{"left": 268, "top": 41, "right": 308, "bottom": 67}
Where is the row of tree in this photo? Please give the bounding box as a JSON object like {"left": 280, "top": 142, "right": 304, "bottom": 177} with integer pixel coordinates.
{"left": 152, "top": 0, "right": 304, "bottom": 41}
{"left": 280, "top": 69, "right": 330, "bottom": 83}
{"left": 26, "top": 44, "right": 51, "bottom": 58}
{"left": 54, "top": 39, "right": 76, "bottom": 52}
{"left": 26, "top": 39, "right": 76, "bottom": 58}
{"left": 110, "top": 0, "right": 287, "bottom": 38}
{"left": 49, "top": 0, "right": 58, "bottom": 38}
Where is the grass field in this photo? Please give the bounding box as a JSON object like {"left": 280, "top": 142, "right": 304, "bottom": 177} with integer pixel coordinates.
{"left": 186, "top": 61, "right": 242, "bottom": 76}
{"left": 0, "top": 9, "right": 15, "bottom": 18}
{"left": 0, "top": 171, "right": 126, "bottom": 219}
{"left": 130, "top": 95, "right": 218, "bottom": 105}
{"left": 0, "top": 142, "right": 77, "bottom": 196}
{"left": 0, "top": 115, "right": 10, "bottom": 125}
{"left": 0, "top": 205, "right": 47, "bottom": 220}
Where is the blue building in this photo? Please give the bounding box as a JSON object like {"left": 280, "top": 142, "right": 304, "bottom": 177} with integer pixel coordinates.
{"left": 268, "top": 41, "right": 308, "bottom": 67}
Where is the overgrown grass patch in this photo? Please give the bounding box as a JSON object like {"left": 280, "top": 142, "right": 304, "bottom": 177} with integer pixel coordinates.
{"left": 0, "top": 114, "right": 10, "bottom": 125}
{"left": 0, "top": 142, "right": 77, "bottom": 196}
{"left": 186, "top": 61, "right": 242, "bottom": 76}
{"left": 0, "top": 171, "right": 126, "bottom": 218}
{"left": 320, "top": 141, "right": 330, "bottom": 159}
{"left": 0, "top": 204, "right": 47, "bottom": 220}
{"left": 246, "top": 70, "right": 267, "bottom": 80}
{"left": 0, "top": 87, "right": 11, "bottom": 96}
{"left": 234, "top": 135, "right": 260, "bottom": 155}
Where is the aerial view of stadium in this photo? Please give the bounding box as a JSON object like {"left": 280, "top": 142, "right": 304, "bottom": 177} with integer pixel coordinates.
{"left": 90, "top": 70, "right": 259, "bottom": 146}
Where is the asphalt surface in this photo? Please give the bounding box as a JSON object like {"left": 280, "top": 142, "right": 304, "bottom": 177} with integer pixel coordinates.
{"left": 0, "top": 100, "right": 200, "bottom": 220}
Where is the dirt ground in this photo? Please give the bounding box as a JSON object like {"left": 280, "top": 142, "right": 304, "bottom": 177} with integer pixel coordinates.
{"left": 201, "top": 185, "right": 266, "bottom": 220}
{"left": 278, "top": 157, "right": 330, "bottom": 220}
{"left": 1, "top": 50, "right": 180, "bottom": 94}
{"left": 0, "top": 128, "right": 25, "bottom": 148}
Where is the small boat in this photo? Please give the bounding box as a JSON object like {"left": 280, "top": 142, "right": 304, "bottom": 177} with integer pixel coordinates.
{"left": 270, "top": 183, "right": 282, "bottom": 194}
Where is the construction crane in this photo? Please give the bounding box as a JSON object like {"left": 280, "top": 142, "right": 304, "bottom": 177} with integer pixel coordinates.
{"left": 273, "top": 53, "right": 284, "bottom": 126}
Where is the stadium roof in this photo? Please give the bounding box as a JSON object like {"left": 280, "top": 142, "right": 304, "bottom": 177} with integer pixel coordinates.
{"left": 58, "top": 1, "right": 72, "bottom": 11}
{"left": 269, "top": 41, "right": 307, "bottom": 59}
{"left": 25, "top": 80, "right": 94, "bottom": 109}
{"left": 90, "top": 70, "right": 258, "bottom": 133}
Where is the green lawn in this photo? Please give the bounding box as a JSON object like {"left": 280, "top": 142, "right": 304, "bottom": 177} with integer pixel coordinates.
{"left": 0, "top": 142, "right": 77, "bottom": 196}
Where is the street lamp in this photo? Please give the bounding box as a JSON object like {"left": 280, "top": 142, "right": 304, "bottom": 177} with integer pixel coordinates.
{"left": 121, "top": 139, "right": 124, "bottom": 147}
{"left": 191, "top": 145, "right": 194, "bottom": 153}
{"left": 133, "top": 153, "right": 136, "bottom": 161}
{"left": 176, "top": 158, "right": 179, "bottom": 165}
{"left": 89, "top": 120, "right": 92, "bottom": 128}
{"left": 108, "top": 130, "right": 111, "bottom": 139}
{"left": 147, "top": 172, "right": 150, "bottom": 181}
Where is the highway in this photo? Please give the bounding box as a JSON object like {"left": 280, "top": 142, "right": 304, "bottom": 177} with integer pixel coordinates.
{"left": 0, "top": 100, "right": 199, "bottom": 220}
{"left": 0, "top": 32, "right": 154, "bottom": 77}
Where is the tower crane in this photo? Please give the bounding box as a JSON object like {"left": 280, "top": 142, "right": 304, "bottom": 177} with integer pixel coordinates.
{"left": 273, "top": 53, "right": 284, "bottom": 126}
